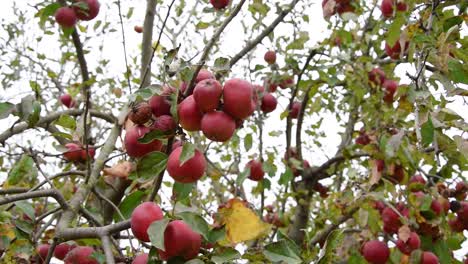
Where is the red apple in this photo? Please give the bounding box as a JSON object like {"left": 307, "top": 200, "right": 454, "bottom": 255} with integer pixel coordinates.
{"left": 368, "top": 68, "right": 386, "bottom": 86}
{"left": 396, "top": 1, "right": 407, "bottom": 11}
{"left": 373, "top": 200, "right": 386, "bottom": 214}
{"left": 167, "top": 146, "right": 206, "bottom": 183}
{"left": 385, "top": 39, "right": 409, "bottom": 59}
{"left": 382, "top": 79, "right": 398, "bottom": 103}
{"left": 355, "top": 132, "right": 371, "bottom": 145}
{"left": 149, "top": 86, "right": 174, "bottom": 117}
{"left": 178, "top": 95, "right": 203, "bottom": 131}
{"left": 361, "top": 240, "right": 390, "bottom": 264}
{"left": 158, "top": 220, "right": 201, "bottom": 260}
{"left": 223, "top": 78, "right": 255, "bottom": 120}
{"left": 130, "top": 202, "right": 164, "bottom": 242}
{"left": 132, "top": 253, "right": 148, "bottom": 264}
{"left": 80, "top": 146, "right": 95, "bottom": 161}
{"left": 124, "top": 125, "right": 163, "bottom": 158}
{"left": 266, "top": 79, "right": 277, "bottom": 92}
{"left": 457, "top": 201, "right": 468, "bottom": 222}
{"left": 448, "top": 217, "right": 464, "bottom": 232}
{"left": 396, "top": 231, "right": 420, "bottom": 255}
{"left": 381, "top": 0, "right": 394, "bottom": 17}
{"left": 64, "top": 143, "right": 82, "bottom": 162}
{"left": 128, "top": 102, "right": 152, "bottom": 125}
{"left": 382, "top": 207, "right": 401, "bottom": 233}
{"left": 54, "top": 243, "right": 76, "bottom": 260}
{"left": 408, "top": 174, "right": 426, "bottom": 191}
{"left": 279, "top": 77, "right": 294, "bottom": 89}
{"left": 55, "top": 7, "right": 77, "bottom": 28}
{"left": 261, "top": 93, "right": 277, "bottom": 113}
{"left": 247, "top": 160, "right": 265, "bottom": 181}
{"left": 195, "top": 69, "right": 215, "bottom": 83}
{"left": 193, "top": 79, "right": 222, "bottom": 112}
{"left": 210, "top": 0, "right": 230, "bottom": 9}
{"left": 60, "top": 94, "right": 74, "bottom": 108}
{"left": 134, "top": 25, "right": 143, "bottom": 33}
{"left": 201, "top": 111, "right": 236, "bottom": 142}
{"left": 152, "top": 115, "right": 176, "bottom": 133}
{"left": 430, "top": 199, "right": 443, "bottom": 216}
{"left": 289, "top": 101, "right": 301, "bottom": 119}
{"left": 37, "top": 244, "right": 50, "bottom": 262}
{"left": 63, "top": 246, "right": 98, "bottom": 264}
{"left": 264, "top": 51, "right": 276, "bottom": 64}
{"left": 390, "top": 164, "right": 405, "bottom": 183}
{"left": 421, "top": 251, "right": 439, "bottom": 264}
{"left": 73, "top": 0, "right": 100, "bottom": 21}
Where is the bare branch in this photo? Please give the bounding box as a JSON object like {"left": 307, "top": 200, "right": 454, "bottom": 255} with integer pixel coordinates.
{"left": 140, "top": 0, "right": 158, "bottom": 88}
{"left": 58, "top": 220, "right": 131, "bottom": 241}
{"left": 101, "top": 235, "right": 115, "bottom": 264}
{"left": 0, "top": 189, "right": 69, "bottom": 209}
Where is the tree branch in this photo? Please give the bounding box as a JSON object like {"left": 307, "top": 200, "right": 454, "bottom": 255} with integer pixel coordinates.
{"left": 58, "top": 220, "right": 131, "bottom": 241}
{"left": 0, "top": 189, "right": 69, "bottom": 209}
{"left": 140, "top": 0, "right": 158, "bottom": 88}
{"left": 101, "top": 235, "right": 115, "bottom": 264}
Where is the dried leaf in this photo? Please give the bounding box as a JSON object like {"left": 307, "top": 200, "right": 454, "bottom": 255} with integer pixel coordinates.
{"left": 398, "top": 225, "right": 411, "bottom": 242}
{"left": 103, "top": 161, "right": 135, "bottom": 178}
{"left": 369, "top": 160, "right": 382, "bottom": 185}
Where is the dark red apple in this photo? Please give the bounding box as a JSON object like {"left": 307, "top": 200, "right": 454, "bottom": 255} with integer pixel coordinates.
{"left": 124, "top": 125, "right": 163, "bottom": 158}
{"left": 355, "top": 133, "right": 371, "bottom": 145}
{"left": 63, "top": 246, "right": 98, "bottom": 264}
{"left": 247, "top": 160, "right": 265, "bottom": 181}
{"left": 382, "top": 207, "right": 401, "bottom": 233}
{"left": 193, "top": 79, "right": 222, "bottom": 112}
{"left": 55, "top": 7, "right": 77, "bottom": 28}
{"left": 373, "top": 200, "right": 386, "bottom": 214}
{"left": 261, "top": 93, "right": 277, "bottom": 113}
{"left": 134, "top": 25, "right": 143, "bottom": 33}
{"left": 130, "top": 202, "right": 164, "bottom": 242}
{"left": 457, "top": 201, "right": 468, "bottom": 221}
{"left": 448, "top": 217, "right": 464, "bottom": 232}
{"left": 223, "top": 78, "right": 255, "bottom": 120}
{"left": 158, "top": 220, "right": 201, "bottom": 260}
{"left": 289, "top": 101, "right": 301, "bottom": 119}
{"left": 396, "top": 231, "right": 420, "bottom": 255}
{"left": 64, "top": 143, "right": 82, "bottom": 162}
{"left": 37, "top": 244, "right": 50, "bottom": 262}
{"left": 132, "top": 253, "right": 148, "bottom": 264}
{"left": 385, "top": 39, "right": 409, "bottom": 59}
{"left": 201, "top": 111, "right": 236, "bottom": 142}
{"left": 368, "top": 68, "right": 386, "bottom": 86}
{"left": 73, "top": 0, "right": 100, "bottom": 21}
{"left": 210, "top": 0, "right": 230, "bottom": 9}
{"left": 167, "top": 146, "right": 206, "bottom": 183}
{"left": 430, "top": 199, "right": 443, "bottom": 216}
{"left": 382, "top": 79, "right": 398, "bottom": 103}
{"left": 79, "top": 146, "right": 95, "bottom": 161}
{"left": 408, "top": 174, "right": 426, "bottom": 191}
{"left": 128, "top": 102, "right": 152, "bottom": 125}
{"left": 149, "top": 86, "right": 174, "bottom": 117}
{"left": 421, "top": 251, "right": 439, "bottom": 264}
{"left": 54, "top": 243, "right": 76, "bottom": 260}
{"left": 396, "top": 1, "right": 407, "bottom": 11}
{"left": 152, "top": 115, "right": 176, "bottom": 133}
{"left": 390, "top": 164, "right": 405, "bottom": 183}
{"left": 361, "top": 240, "right": 390, "bottom": 264}
{"left": 279, "top": 77, "right": 294, "bottom": 89}
{"left": 266, "top": 79, "right": 278, "bottom": 92}
{"left": 178, "top": 95, "right": 203, "bottom": 131}
{"left": 60, "top": 94, "right": 74, "bottom": 108}
{"left": 264, "top": 51, "right": 276, "bottom": 64}
{"left": 381, "top": 0, "right": 394, "bottom": 17}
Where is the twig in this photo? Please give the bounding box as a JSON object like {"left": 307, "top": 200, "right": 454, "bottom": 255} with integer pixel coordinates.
{"left": 117, "top": 0, "right": 132, "bottom": 93}
{"left": 101, "top": 235, "right": 115, "bottom": 264}
{"left": 0, "top": 189, "right": 69, "bottom": 209}
{"left": 140, "top": 0, "right": 158, "bottom": 88}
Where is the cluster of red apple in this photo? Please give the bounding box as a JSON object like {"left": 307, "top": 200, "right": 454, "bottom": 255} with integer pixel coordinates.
{"left": 54, "top": 0, "right": 100, "bottom": 28}
{"left": 362, "top": 174, "right": 468, "bottom": 263}
{"left": 322, "top": 0, "right": 356, "bottom": 18}
{"left": 36, "top": 243, "right": 97, "bottom": 264}
{"left": 368, "top": 67, "right": 399, "bottom": 103}
{"left": 130, "top": 202, "right": 201, "bottom": 262}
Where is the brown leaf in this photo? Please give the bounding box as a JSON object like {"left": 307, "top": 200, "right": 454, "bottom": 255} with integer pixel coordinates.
{"left": 103, "top": 161, "right": 135, "bottom": 179}
{"left": 369, "top": 160, "right": 382, "bottom": 185}
{"left": 398, "top": 225, "right": 411, "bottom": 242}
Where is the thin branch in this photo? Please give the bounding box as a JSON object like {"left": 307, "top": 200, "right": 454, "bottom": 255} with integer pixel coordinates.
{"left": 59, "top": 220, "right": 131, "bottom": 241}
{"left": 0, "top": 187, "right": 29, "bottom": 195}
{"left": 140, "top": 0, "right": 158, "bottom": 88}
{"left": 101, "top": 235, "right": 115, "bottom": 264}
{"left": 116, "top": 0, "right": 132, "bottom": 93}
{"left": 184, "top": 0, "right": 248, "bottom": 97}
{"left": 148, "top": 136, "right": 174, "bottom": 201}
{"left": 44, "top": 238, "right": 58, "bottom": 264}
{"left": 0, "top": 189, "right": 69, "bottom": 209}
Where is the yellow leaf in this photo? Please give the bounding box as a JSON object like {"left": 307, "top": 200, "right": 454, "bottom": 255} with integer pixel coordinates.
{"left": 217, "top": 198, "right": 271, "bottom": 245}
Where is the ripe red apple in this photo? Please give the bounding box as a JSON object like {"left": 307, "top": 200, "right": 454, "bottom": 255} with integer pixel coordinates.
{"left": 63, "top": 246, "right": 98, "bottom": 264}
{"left": 373, "top": 200, "right": 386, "bottom": 214}
{"left": 264, "top": 51, "right": 277, "bottom": 64}
{"left": 247, "top": 160, "right": 265, "bottom": 181}
{"left": 455, "top": 181, "right": 468, "bottom": 193}
{"left": 37, "top": 244, "right": 50, "bottom": 262}
{"left": 60, "top": 94, "right": 74, "bottom": 108}
{"left": 64, "top": 143, "right": 82, "bottom": 162}
{"left": 408, "top": 174, "right": 426, "bottom": 191}
{"left": 396, "top": 231, "right": 420, "bottom": 255}
{"left": 54, "top": 243, "right": 76, "bottom": 260}
{"left": 382, "top": 79, "right": 398, "bottom": 103}
{"left": 279, "top": 77, "right": 294, "bottom": 89}
{"left": 79, "top": 146, "right": 95, "bottom": 161}
{"left": 73, "top": 0, "right": 100, "bottom": 21}
{"left": 195, "top": 69, "right": 215, "bottom": 83}
{"left": 149, "top": 86, "right": 174, "bottom": 117}
{"left": 313, "top": 182, "right": 329, "bottom": 198}
{"left": 55, "top": 7, "right": 77, "bottom": 28}
{"left": 421, "top": 251, "right": 439, "bottom": 264}
{"left": 381, "top": 0, "right": 394, "bottom": 17}
{"left": 368, "top": 68, "right": 386, "bottom": 86}
{"left": 261, "top": 93, "right": 277, "bottom": 113}
{"left": 390, "top": 164, "right": 405, "bottom": 183}
{"left": 289, "top": 101, "right": 301, "bottom": 119}
{"left": 172, "top": 139, "right": 183, "bottom": 150}
{"left": 355, "top": 132, "right": 371, "bottom": 145}
{"left": 382, "top": 207, "right": 401, "bottom": 233}
{"left": 193, "top": 79, "right": 222, "bottom": 112}
{"left": 178, "top": 95, "right": 203, "bottom": 131}
{"left": 201, "top": 111, "right": 236, "bottom": 142}
{"left": 266, "top": 79, "right": 277, "bottom": 92}
{"left": 430, "top": 199, "right": 443, "bottom": 216}
{"left": 152, "top": 115, "right": 176, "bottom": 133}
{"left": 361, "top": 240, "right": 390, "bottom": 264}
{"left": 124, "top": 125, "right": 163, "bottom": 158}
{"left": 167, "top": 146, "right": 206, "bottom": 183}
{"left": 396, "top": 1, "right": 407, "bottom": 11}
{"left": 223, "top": 78, "right": 255, "bottom": 120}
{"left": 385, "top": 39, "right": 409, "bottom": 59}
{"left": 210, "top": 0, "right": 230, "bottom": 9}
{"left": 132, "top": 253, "right": 148, "bottom": 264}
{"left": 134, "top": 25, "right": 143, "bottom": 33}
{"left": 448, "top": 217, "right": 464, "bottom": 232}
{"left": 130, "top": 202, "right": 164, "bottom": 242}
{"left": 159, "top": 220, "right": 201, "bottom": 260}
{"left": 128, "top": 102, "right": 152, "bottom": 125}
{"left": 457, "top": 201, "right": 468, "bottom": 221}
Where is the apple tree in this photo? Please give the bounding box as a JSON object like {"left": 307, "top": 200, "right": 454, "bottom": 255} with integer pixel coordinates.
{"left": 0, "top": 0, "right": 467, "bottom": 263}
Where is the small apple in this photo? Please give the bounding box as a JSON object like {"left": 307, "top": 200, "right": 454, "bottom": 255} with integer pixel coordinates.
{"left": 382, "top": 79, "right": 398, "bottom": 103}
{"left": 361, "top": 240, "right": 390, "bottom": 264}
{"left": 368, "top": 68, "right": 386, "bottom": 86}
{"left": 149, "top": 86, "right": 174, "bottom": 117}
{"left": 79, "top": 146, "right": 95, "bottom": 161}
{"left": 247, "top": 160, "right": 265, "bottom": 181}
{"left": 158, "top": 220, "right": 201, "bottom": 260}
{"left": 223, "top": 78, "right": 255, "bottom": 120}
{"left": 124, "top": 125, "right": 163, "bottom": 158}
{"left": 55, "top": 7, "right": 77, "bottom": 28}
{"left": 201, "top": 111, "right": 236, "bottom": 142}
{"left": 260, "top": 93, "right": 277, "bottom": 113}
{"left": 195, "top": 69, "right": 215, "bottom": 83}
{"left": 73, "top": 0, "right": 100, "bottom": 21}
{"left": 167, "top": 146, "right": 206, "bottom": 183}
{"left": 279, "top": 77, "right": 294, "bottom": 89}
{"left": 408, "top": 174, "right": 426, "bottom": 192}
{"left": 396, "top": 1, "right": 407, "bottom": 11}
{"left": 210, "top": 0, "right": 230, "bottom": 9}
{"left": 64, "top": 143, "right": 82, "bottom": 162}
{"left": 130, "top": 202, "right": 163, "bottom": 242}
{"left": 385, "top": 39, "right": 409, "bottom": 59}
{"left": 193, "top": 79, "right": 223, "bottom": 112}
{"left": 289, "top": 102, "right": 301, "bottom": 119}
{"left": 132, "top": 253, "right": 148, "bottom": 264}
{"left": 381, "top": 0, "right": 394, "bottom": 18}
{"left": 63, "top": 246, "right": 98, "bottom": 264}
{"left": 54, "top": 242, "right": 76, "bottom": 260}
{"left": 60, "top": 94, "right": 75, "bottom": 108}
{"left": 264, "top": 50, "right": 276, "bottom": 64}
{"left": 37, "top": 244, "right": 50, "bottom": 262}
{"left": 421, "top": 251, "right": 439, "bottom": 264}
{"left": 382, "top": 207, "right": 401, "bottom": 233}
{"left": 178, "top": 95, "right": 203, "bottom": 131}
{"left": 134, "top": 25, "right": 143, "bottom": 33}
{"left": 396, "top": 231, "right": 420, "bottom": 255}
{"left": 128, "top": 102, "right": 153, "bottom": 125}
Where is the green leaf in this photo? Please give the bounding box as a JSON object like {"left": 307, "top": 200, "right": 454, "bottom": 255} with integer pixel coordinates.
{"left": 137, "top": 130, "right": 168, "bottom": 143}
{"left": 196, "top": 21, "right": 210, "bottom": 30}
{"left": 433, "top": 240, "right": 451, "bottom": 263}
{"left": 176, "top": 211, "right": 210, "bottom": 240}
{"left": 90, "top": 252, "right": 105, "bottom": 264}
{"left": 211, "top": 248, "right": 241, "bottom": 264}
{"left": 421, "top": 117, "right": 434, "bottom": 146}
{"left": 0, "top": 102, "right": 15, "bottom": 119}
{"left": 54, "top": 115, "right": 76, "bottom": 130}
{"left": 244, "top": 133, "right": 252, "bottom": 151}
{"left": 27, "top": 101, "right": 41, "bottom": 127}
{"left": 173, "top": 182, "right": 193, "bottom": 201}
{"left": 113, "top": 191, "right": 146, "bottom": 222}
{"left": 264, "top": 240, "right": 302, "bottom": 264}
{"left": 319, "top": 229, "right": 344, "bottom": 263}
{"left": 7, "top": 155, "right": 37, "bottom": 186}
{"left": 447, "top": 59, "right": 468, "bottom": 84}
{"left": 207, "top": 227, "right": 225, "bottom": 244}
{"left": 279, "top": 167, "right": 293, "bottom": 185}
{"left": 135, "top": 152, "right": 168, "bottom": 181}
{"left": 14, "top": 201, "right": 35, "bottom": 220}
{"left": 148, "top": 218, "right": 170, "bottom": 250}
{"left": 236, "top": 167, "right": 250, "bottom": 186}
{"left": 179, "top": 143, "right": 195, "bottom": 166}
{"left": 213, "top": 57, "right": 230, "bottom": 74}
{"left": 386, "top": 14, "right": 406, "bottom": 46}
